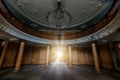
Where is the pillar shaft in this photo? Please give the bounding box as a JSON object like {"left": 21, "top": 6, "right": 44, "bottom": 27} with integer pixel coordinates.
{"left": 39, "top": 50, "right": 41, "bottom": 64}
{"left": 0, "top": 41, "right": 8, "bottom": 68}
{"left": 92, "top": 43, "right": 100, "bottom": 72}
{"left": 109, "top": 43, "right": 116, "bottom": 68}
{"left": 15, "top": 42, "right": 25, "bottom": 71}
{"left": 46, "top": 46, "right": 50, "bottom": 67}
{"left": 68, "top": 46, "right": 72, "bottom": 68}
{"left": 114, "top": 43, "right": 120, "bottom": 67}
{"left": 118, "top": 43, "right": 120, "bottom": 48}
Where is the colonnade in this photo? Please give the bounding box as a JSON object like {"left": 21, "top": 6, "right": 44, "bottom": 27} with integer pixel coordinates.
{"left": 1, "top": 40, "right": 118, "bottom": 72}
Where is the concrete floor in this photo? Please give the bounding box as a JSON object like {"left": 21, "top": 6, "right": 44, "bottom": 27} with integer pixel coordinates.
{"left": 0, "top": 62, "right": 120, "bottom": 80}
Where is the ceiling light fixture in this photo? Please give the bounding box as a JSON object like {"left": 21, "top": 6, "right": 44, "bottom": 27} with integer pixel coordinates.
{"left": 46, "top": 0, "right": 71, "bottom": 29}
{"left": 46, "top": 0, "right": 70, "bottom": 46}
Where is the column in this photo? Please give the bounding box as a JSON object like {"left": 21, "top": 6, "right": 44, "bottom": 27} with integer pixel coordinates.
{"left": 14, "top": 42, "right": 25, "bottom": 71}
{"left": 118, "top": 42, "right": 120, "bottom": 48}
{"left": 39, "top": 49, "right": 41, "bottom": 64}
{"left": 109, "top": 43, "right": 116, "bottom": 68}
{"left": 115, "top": 42, "right": 120, "bottom": 67}
{"left": 65, "top": 47, "right": 69, "bottom": 64}
{"left": 46, "top": 46, "right": 50, "bottom": 68}
{"left": 0, "top": 41, "right": 8, "bottom": 68}
{"left": 68, "top": 46, "right": 72, "bottom": 68}
{"left": 92, "top": 43, "right": 100, "bottom": 73}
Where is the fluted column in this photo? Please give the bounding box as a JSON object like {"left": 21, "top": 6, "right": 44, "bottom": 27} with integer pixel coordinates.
{"left": 14, "top": 42, "right": 25, "bottom": 71}
{"left": 0, "top": 41, "right": 8, "bottom": 68}
{"left": 46, "top": 46, "right": 50, "bottom": 68}
{"left": 68, "top": 46, "right": 72, "bottom": 68}
{"left": 92, "top": 43, "right": 100, "bottom": 73}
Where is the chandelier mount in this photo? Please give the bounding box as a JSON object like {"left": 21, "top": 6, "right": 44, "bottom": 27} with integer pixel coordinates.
{"left": 46, "top": 0, "right": 71, "bottom": 28}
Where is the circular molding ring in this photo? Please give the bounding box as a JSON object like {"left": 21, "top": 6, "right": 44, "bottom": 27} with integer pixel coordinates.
{"left": 0, "top": 0, "right": 119, "bottom": 40}
{"left": 0, "top": 8, "right": 120, "bottom": 45}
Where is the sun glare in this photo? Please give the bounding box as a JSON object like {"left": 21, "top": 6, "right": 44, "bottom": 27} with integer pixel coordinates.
{"left": 56, "top": 50, "right": 63, "bottom": 62}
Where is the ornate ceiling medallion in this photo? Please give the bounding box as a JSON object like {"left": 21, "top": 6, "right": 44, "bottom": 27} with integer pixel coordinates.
{"left": 46, "top": 0, "right": 71, "bottom": 29}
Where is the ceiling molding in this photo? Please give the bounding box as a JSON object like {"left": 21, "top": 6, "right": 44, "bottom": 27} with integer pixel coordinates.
{"left": 0, "top": 8, "right": 120, "bottom": 45}
{"left": 0, "top": 0, "right": 119, "bottom": 40}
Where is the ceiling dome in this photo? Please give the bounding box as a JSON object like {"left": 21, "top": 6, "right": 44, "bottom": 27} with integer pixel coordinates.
{"left": 3, "top": 0, "right": 114, "bottom": 31}
{"left": 0, "top": 0, "right": 119, "bottom": 45}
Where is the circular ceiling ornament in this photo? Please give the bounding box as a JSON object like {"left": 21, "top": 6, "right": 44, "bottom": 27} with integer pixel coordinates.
{"left": 46, "top": 0, "right": 71, "bottom": 28}
{"left": 3, "top": 0, "right": 114, "bottom": 31}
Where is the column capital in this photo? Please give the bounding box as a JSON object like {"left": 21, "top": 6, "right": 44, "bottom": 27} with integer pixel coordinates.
{"left": 1, "top": 41, "right": 8, "bottom": 46}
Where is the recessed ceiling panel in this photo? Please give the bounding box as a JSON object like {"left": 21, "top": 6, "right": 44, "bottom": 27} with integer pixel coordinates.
{"left": 3, "top": 0, "right": 114, "bottom": 31}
